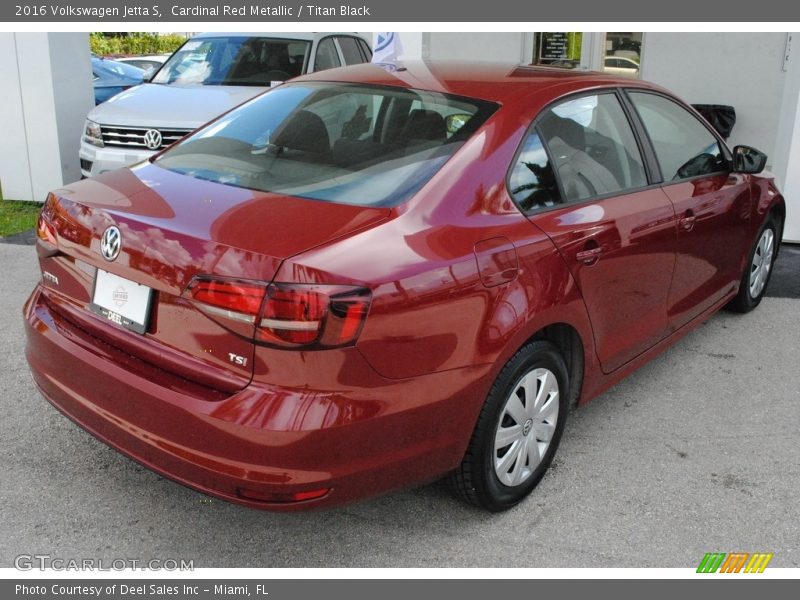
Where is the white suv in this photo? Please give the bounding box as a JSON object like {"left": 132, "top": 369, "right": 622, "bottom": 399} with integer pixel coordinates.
{"left": 80, "top": 32, "right": 372, "bottom": 178}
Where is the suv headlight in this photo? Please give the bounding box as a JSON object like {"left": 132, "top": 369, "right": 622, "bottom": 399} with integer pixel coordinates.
{"left": 83, "top": 120, "right": 104, "bottom": 148}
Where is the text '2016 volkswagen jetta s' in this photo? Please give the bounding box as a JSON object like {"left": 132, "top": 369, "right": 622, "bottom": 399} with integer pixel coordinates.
{"left": 25, "top": 62, "right": 785, "bottom": 511}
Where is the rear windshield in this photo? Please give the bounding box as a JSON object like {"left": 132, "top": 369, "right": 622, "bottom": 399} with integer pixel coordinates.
{"left": 151, "top": 36, "right": 312, "bottom": 86}
{"left": 155, "top": 82, "right": 498, "bottom": 207}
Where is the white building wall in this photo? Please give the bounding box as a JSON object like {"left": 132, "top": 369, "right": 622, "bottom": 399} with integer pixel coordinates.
{"left": 425, "top": 32, "right": 527, "bottom": 62}
{"left": 772, "top": 33, "right": 800, "bottom": 242}
{"left": 640, "top": 33, "right": 788, "bottom": 167}
{"left": 0, "top": 33, "right": 93, "bottom": 202}
{"left": 639, "top": 33, "right": 797, "bottom": 241}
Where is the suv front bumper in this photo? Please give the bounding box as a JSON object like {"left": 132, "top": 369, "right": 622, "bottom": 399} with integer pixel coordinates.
{"left": 79, "top": 140, "right": 155, "bottom": 178}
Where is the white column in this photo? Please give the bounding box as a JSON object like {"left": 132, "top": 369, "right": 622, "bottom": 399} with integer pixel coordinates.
{"left": 0, "top": 33, "right": 93, "bottom": 202}
{"left": 580, "top": 32, "right": 606, "bottom": 71}
{"left": 773, "top": 33, "right": 800, "bottom": 242}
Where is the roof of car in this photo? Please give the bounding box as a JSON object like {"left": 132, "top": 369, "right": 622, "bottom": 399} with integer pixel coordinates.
{"left": 296, "top": 60, "right": 662, "bottom": 103}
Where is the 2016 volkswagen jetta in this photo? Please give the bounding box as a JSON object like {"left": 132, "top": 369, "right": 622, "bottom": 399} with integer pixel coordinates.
{"left": 25, "top": 62, "right": 785, "bottom": 511}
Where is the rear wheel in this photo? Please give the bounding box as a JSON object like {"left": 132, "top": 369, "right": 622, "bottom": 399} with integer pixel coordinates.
{"left": 449, "top": 341, "right": 568, "bottom": 511}
{"left": 729, "top": 217, "right": 779, "bottom": 313}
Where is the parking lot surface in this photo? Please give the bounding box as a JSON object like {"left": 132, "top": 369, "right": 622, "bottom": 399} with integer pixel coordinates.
{"left": 2, "top": 241, "right": 798, "bottom": 568}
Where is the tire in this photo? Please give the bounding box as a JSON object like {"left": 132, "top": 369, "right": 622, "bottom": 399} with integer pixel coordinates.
{"left": 729, "top": 216, "right": 779, "bottom": 313}
{"left": 449, "top": 341, "right": 569, "bottom": 512}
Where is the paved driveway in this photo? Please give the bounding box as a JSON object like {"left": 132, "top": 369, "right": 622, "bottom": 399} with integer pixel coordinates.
{"left": 2, "top": 241, "right": 798, "bottom": 568}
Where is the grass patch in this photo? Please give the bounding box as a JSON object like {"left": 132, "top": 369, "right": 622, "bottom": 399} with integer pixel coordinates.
{"left": 0, "top": 199, "right": 41, "bottom": 237}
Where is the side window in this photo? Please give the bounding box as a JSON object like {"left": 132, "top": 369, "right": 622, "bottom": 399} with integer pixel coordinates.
{"left": 357, "top": 38, "right": 373, "bottom": 61}
{"left": 314, "top": 38, "right": 341, "bottom": 71}
{"left": 338, "top": 37, "right": 366, "bottom": 65}
{"left": 537, "top": 93, "right": 648, "bottom": 203}
{"left": 509, "top": 133, "right": 562, "bottom": 211}
{"left": 628, "top": 92, "right": 726, "bottom": 181}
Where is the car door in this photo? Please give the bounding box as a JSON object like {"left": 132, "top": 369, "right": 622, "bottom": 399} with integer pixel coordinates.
{"left": 514, "top": 91, "right": 677, "bottom": 373}
{"left": 626, "top": 91, "right": 754, "bottom": 330}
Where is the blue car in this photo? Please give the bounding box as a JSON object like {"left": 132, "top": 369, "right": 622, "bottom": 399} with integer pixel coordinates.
{"left": 92, "top": 57, "right": 144, "bottom": 105}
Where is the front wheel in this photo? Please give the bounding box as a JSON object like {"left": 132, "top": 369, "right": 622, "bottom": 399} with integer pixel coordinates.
{"left": 449, "top": 341, "right": 568, "bottom": 512}
{"left": 729, "top": 217, "right": 779, "bottom": 313}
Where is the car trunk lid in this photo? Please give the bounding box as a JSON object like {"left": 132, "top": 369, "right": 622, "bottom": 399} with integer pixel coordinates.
{"left": 36, "top": 164, "right": 390, "bottom": 394}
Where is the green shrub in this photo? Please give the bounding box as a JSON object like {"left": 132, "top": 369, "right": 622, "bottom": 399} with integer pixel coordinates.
{"left": 90, "top": 32, "right": 187, "bottom": 57}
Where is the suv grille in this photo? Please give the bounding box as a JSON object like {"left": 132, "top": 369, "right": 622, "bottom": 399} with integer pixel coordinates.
{"left": 101, "top": 126, "right": 193, "bottom": 150}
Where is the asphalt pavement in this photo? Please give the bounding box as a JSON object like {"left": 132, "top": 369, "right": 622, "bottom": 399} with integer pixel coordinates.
{"left": 1, "top": 240, "right": 798, "bottom": 568}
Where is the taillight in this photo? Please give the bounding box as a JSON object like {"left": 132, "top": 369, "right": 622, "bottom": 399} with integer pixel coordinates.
{"left": 185, "top": 277, "right": 371, "bottom": 349}
{"left": 36, "top": 212, "right": 57, "bottom": 246}
{"left": 186, "top": 278, "right": 267, "bottom": 339}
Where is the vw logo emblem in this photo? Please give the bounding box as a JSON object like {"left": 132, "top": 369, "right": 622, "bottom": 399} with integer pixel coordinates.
{"left": 100, "top": 226, "right": 121, "bottom": 262}
{"left": 143, "top": 129, "right": 163, "bottom": 150}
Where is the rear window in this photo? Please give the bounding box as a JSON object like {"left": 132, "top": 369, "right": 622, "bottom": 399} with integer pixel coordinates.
{"left": 155, "top": 82, "right": 497, "bottom": 207}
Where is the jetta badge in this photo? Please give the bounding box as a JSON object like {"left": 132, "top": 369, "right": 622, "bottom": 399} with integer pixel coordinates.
{"left": 100, "top": 226, "right": 121, "bottom": 261}
{"left": 143, "top": 129, "right": 162, "bottom": 150}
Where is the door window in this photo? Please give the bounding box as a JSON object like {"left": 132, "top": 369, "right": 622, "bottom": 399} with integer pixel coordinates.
{"left": 535, "top": 93, "right": 648, "bottom": 203}
{"left": 508, "top": 133, "right": 562, "bottom": 211}
{"left": 628, "top": 92, "right": 726, "bottom": 181}
{"left": 357, "top": 38, "right": 373, "bottom": 61}
{"left": 338, "top": 37, "right": 366, "bottom": 65}
{"left": 314, "top": 38, "right": 341, "bottom": 71}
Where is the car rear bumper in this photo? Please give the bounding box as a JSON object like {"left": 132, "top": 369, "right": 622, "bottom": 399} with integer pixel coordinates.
{"left": 79, "top": 141, "right": 154, "bottom": 178}
{"left": 24, "top": 286, "right": 491, "bottom": 510}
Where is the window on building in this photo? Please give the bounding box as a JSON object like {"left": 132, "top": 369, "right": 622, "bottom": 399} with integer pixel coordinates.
{"left": 532, "top": 33, "right": 582, "bottom": 69}
{"left": 603, "top": 32, "right": 642, "bottom": 78}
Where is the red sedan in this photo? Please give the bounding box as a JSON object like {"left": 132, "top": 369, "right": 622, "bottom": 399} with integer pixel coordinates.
{"left": 24, "top": 62, "right": 785, "bottom": 511}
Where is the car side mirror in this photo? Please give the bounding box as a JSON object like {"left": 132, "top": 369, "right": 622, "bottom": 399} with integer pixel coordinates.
{"left": 733, "top": 145, "right": 767, "bottom": 174}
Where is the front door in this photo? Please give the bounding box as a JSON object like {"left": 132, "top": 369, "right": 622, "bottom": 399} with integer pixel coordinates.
{"left": 626, "top": 91, "right": 754, "bottom": 329}
{"left": 509, "top": 91, "right": 676, "bottom": 373}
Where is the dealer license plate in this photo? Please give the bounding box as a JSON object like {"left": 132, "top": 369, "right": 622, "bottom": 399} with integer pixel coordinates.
{"left": 89, "top": 269, "right": 153, "bottom": 334}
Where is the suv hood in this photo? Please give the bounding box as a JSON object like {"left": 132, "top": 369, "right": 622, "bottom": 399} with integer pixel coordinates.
{"left": 86, "top": 83, "right": 268, "bottom": 129}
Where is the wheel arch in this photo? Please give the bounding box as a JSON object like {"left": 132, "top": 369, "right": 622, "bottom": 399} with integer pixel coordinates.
{"left": 770, "top": 195, "right": 786, "bottom": 248}
{"left": 529, "top": 323, "right": 585, "bottom": 409}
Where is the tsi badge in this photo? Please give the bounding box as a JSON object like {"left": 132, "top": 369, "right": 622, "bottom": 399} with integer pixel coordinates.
{"left": 228, "top": 353, "right": 247, "bottom": 367}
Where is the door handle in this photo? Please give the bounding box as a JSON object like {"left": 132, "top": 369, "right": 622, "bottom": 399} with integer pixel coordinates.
{"left": 576, "top": 246, "right": 602, "bottom": 264}
{"left": 679, "top": 213, "right": 696, "bottom": 232}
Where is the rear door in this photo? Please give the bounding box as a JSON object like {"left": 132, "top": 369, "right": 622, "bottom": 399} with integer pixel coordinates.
{"left": 625, "top": 91, "right": 753, "bottom": 330}
{"left": 515, "top": 91, "right": 677, "bottom": 373}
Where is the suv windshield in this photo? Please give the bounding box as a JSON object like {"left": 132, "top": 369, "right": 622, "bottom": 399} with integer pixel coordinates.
{"left": 151, "top": 36, "right": 312, "bottom": 86}
{"left": 155, "top": 82, "right": 498, "bottom": 207}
